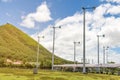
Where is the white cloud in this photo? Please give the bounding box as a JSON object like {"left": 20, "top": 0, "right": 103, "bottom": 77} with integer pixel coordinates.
{"left": 20, "top": 1, "right": 52, "bottom": 28}
{"left": 101, "top": 0, "right": 120, "bottom": 4}
{"left": 32, "top": 2, "right": 120, "bottom": 64}
{"left": 55, "top": 13, "right": 83, "bottom": 26}
{"left": 107, "top": 5, "right": 120, "bottom": 15}
{"left": 107, "top": 0, "right": 120, "bottom": 3}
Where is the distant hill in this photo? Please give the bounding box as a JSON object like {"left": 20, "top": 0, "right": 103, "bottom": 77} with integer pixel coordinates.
{"left": 0, "top": 23, "right": 71, "bottom": 68}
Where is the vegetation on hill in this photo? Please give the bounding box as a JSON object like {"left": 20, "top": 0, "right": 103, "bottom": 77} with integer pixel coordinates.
{"left": 0, "top": 23, "right": 71, "bottom": 68}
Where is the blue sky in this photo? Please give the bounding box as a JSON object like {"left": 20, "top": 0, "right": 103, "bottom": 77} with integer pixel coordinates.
{"left": 0, "top": 0, "right": 101, "bottom": 34}
{"left": 1, "top": 0, "right": 120, "bottom": 63}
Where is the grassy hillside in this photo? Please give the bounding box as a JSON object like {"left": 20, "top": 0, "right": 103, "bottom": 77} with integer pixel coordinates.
{"left": 0, "top": 23, "right": 71, "bottom": 68}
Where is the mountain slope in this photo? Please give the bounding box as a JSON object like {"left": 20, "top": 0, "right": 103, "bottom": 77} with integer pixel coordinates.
{"left": 0, "top": 23, "right": 70, "bottom": 67}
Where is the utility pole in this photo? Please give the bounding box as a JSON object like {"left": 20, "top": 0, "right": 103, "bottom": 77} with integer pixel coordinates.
{"left": 52, "top": 26, "right": 61, "bottom": 70}
{"left": 103, "top": 46, "right": 105, "bottom": 64}
{"left": 97, "top": 34, "right": 105, "bottom": 73}
{"left": 106, "top": 46, "right": 109, "bottom": 64}
{"left": 34, "top": 35, "right": 44, "bottom": 74}
{"left": 73, "top": 41, "right": 80, "bottom": 71}
{"left": 82, "top": 7, "right": 95, "bottom": 74}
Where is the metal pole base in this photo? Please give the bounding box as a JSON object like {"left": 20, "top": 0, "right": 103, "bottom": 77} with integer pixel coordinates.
{"left": 82, "top": 72, "right": 88, "bottom": 74}
{"left": 33, "top": 68, "right": 38, "bottom": 74}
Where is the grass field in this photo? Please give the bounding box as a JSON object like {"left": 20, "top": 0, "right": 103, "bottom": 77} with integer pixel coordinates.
{"left": 0, "top": 68, "right": 120, "bottom": 80}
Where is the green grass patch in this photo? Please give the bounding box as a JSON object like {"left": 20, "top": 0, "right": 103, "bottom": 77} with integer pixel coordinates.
{"left": 0, "top": 68, "right": 120, "bottom": 80}
{"left": 0, "top": 73, "right": 28, "bottom": 80}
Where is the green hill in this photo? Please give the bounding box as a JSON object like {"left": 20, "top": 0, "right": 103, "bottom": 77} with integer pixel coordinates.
{"left": 0, "top": 23, "right": 71, "bottom": 68}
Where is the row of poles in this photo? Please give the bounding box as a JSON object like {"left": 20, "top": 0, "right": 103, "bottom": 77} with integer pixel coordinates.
{"left": 36, "top": 6, "right": 110, "bottom": 74}
{"left": 73, "top": 39, "right": 109, "bottom": 65}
